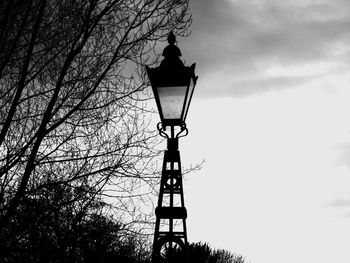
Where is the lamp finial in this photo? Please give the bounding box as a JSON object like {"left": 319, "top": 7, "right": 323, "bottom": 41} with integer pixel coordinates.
{"left": 162, "top": 31, "right": 181, "bottom": 59}
{"left": 168, "top": 31, "right": 176, "bottom": 45}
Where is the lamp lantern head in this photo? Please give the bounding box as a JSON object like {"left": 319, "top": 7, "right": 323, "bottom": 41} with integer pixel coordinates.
{"left": 146, "top": 32, "right": 198, "bottom": 127}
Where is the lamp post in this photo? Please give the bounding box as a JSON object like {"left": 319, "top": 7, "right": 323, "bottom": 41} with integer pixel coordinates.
{"left": 146, "top": 32, "right": 198, "bottom": 263}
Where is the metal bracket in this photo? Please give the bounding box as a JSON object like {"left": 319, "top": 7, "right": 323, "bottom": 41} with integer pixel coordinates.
{"left": 157, "top": 122, "right": 188, "bottom": 140}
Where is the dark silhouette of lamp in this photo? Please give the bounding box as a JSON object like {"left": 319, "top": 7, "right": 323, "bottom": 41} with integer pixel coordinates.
{"left": 146, "top": 32, "right": 198, "bottom": 263}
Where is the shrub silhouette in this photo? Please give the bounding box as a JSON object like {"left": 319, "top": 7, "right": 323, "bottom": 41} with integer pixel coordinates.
{"left": 188, "top": 242, "right": 245, "bottom": 263}
{"left": 0, "top": 186, "right": 151, "bottom": 263}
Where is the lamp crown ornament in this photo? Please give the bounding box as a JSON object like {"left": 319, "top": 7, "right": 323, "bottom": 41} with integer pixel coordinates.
{"left": 162, "top": 31, "right": 182, "bottom": 66}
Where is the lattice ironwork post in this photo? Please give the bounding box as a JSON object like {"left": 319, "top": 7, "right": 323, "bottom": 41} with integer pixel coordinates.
{"left": 152, "top": 124, "right": 189, "bottom": 263}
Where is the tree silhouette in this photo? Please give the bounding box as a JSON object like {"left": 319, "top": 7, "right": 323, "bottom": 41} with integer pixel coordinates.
{"left": 0, "top": 0, "right": 191, "bottom": 233}
{"left": 0, "top": 182, "right": 153, "bottom": 262}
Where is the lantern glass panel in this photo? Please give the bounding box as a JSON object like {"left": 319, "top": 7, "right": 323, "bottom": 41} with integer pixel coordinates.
{"left": 157, "top": 85, "right": 187, "bottom": 120}
{"left": 183, "top": 78, "right": 195, "bottom": 121}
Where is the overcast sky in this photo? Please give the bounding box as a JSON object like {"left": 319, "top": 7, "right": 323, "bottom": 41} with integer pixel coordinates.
{"left": 171, "top": 1, "right": 350, "bottom": 263}
{"left": 181, "top": 0, "right": 350, "bottom": 97}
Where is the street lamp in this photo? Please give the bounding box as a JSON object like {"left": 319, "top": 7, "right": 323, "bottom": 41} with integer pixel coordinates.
{"left": 146, "top": 32, "right": 198, "bottom": 263}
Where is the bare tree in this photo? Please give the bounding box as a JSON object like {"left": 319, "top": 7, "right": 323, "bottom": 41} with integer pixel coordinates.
{"left": 0, "top": 0, "right": 191, "bottom": 232}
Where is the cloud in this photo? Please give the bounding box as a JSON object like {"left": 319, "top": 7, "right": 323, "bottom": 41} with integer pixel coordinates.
{"left": 335, "top": 142, "right": 350, "bottom": 170}
{"left": 225, "top": 75, "right": 313, "bottom": 97}
{"left": 327, "top": 198, "right": 350, "bottom": 208}
{"left": 180, "top": 0, "right": 350, "bottom": 97}
{"left": 326, "top": 200, "right": 350, "bottom": 218}
{"left": 325, "top": 193, "right": 350, "bottom": 217}
{"left": 196, "top": 71, "right": 316, "bottom": 97}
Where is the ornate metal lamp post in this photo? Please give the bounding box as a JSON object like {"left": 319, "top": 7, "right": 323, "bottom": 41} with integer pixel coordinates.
{"left": 146, "top": 32, "right": 198, "bottom": 263}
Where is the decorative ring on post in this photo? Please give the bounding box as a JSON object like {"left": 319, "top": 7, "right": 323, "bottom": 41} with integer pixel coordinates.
{"left": 155, "top": 235, "right": 186, "bottom": 262}
{"left": 164, "top": 174, "right": 181, "bottom": 189}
